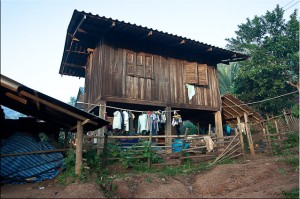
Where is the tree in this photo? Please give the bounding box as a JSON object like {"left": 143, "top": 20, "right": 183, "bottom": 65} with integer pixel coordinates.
{"left": 218, "top": 63, "right": 238, "bottom": 95}
{"left": 226, "top": 5, "right": 299, "bottom": 115}
{"left": 68, "top": 96, "right": 76, "bottom": 107}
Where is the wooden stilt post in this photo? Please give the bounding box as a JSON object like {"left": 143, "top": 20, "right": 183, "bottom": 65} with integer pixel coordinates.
{"left": 97, "top": 101, "right": 106, "bottom": 154}
{"left": 244, "top": 113, "right": 255, "bottom": 156}
{"left": 75, "top": 121, "right": 83, "bottom": 176}
{"left": 165, "top": 107, "right": 172, "bottom": 153}
{"left": 214, "top": 111, "right": 224, "bottom": 147}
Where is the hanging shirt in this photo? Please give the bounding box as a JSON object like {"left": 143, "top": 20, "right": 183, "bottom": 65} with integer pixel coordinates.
{"left": 150, "top": 113, "right": 160, "bottom": 135}
{"left": 161, "top": 113, "right": 167, "bottom": 123}
{"left": 123, "top": 111, "right": 129, "bottom": 132}
{"left": 138, "top": 114, "right": 148, "bottom": 134}
{"left": 113, "top": 111, "right": 122, "bottom": 130}
{"left": 172, "top": 116, "right": 182, "bottom": 126}
{"left": 186, "top": 84, "right": 196, "bottom": 100}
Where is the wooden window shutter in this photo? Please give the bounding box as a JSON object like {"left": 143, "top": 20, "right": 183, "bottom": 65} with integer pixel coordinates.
{"left": 135, "top": 53, "right": 144, "bottom": 77}
{"left": 197, "top": 64, "right": 208, "bottom": 85}
{"left": 184, "top": 62, "right": 198, "bottom": 84}
{"left": 145, "top": 56, "right": 153, "bottom": 78}
{"left": 126, "top": 52, "right": 134, "bottom": 75}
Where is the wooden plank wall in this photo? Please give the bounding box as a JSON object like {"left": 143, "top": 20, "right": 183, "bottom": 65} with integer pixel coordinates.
{"left": 85, "top": 43, "right": 220, "bottom": 110}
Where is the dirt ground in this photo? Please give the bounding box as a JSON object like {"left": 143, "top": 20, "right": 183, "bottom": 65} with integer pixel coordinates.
{"left": 1, "top": 154, "right": 298, "bottom": 198}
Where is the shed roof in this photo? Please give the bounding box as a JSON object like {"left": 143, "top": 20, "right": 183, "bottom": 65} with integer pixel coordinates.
{"left": 221, "top": 94, "right": 263, "bottom": 124}
{"left": 59, "top": 10, "right": 248, "bottom": 77}
{"left": 0, "top": 75, "right": 108, "bottom": 132}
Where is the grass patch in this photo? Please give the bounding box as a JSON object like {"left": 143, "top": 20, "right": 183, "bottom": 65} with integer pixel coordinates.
{"left": 282, "top": 188, "right": 299, "bottom": 199}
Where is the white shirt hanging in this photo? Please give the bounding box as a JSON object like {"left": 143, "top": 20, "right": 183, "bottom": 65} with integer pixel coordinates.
{"left": 113, "top": 111, "right": 121, "bottom": 130}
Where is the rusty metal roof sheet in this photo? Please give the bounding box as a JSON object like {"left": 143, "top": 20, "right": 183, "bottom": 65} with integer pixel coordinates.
{"left": 0, "top": 75, "right": 108, "bottom": 132}
{"left": 59, "top": 10, "right": 249, "bottom": 77}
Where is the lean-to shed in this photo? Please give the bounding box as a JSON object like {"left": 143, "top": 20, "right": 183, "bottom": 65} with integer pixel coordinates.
{"left": 59, "top": 10, "right": 248, "bottom": 139}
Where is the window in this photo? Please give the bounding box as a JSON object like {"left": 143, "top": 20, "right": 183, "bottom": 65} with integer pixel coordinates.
{"left": 184, "top": 62, "right": 208, "bottom": 86}
{"left": 126, "top": 51, "right": 153, "bottom": 79}
{"left": 126, "top": 53, "right": 134, "bottom": 75}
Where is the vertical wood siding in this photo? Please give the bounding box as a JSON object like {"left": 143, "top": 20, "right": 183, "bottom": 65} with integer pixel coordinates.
{"left": 85, "top": 43, "right": 221, "bottom": 110}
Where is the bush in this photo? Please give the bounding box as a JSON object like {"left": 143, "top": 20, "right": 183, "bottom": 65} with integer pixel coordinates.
{"left": 291, "top": 104, "right": 299, "bottom": 118}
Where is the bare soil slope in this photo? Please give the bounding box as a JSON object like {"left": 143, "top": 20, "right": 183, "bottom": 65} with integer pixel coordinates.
{"left": 1, "top": 155, "right": 298, "bottom": 198}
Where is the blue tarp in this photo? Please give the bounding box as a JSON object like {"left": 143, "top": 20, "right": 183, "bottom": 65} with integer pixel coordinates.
{"left": 172, "top": 139, "right": 189, "bottom": 153}
{"left": 1, "top": 132, "right": 64, "bottom": 184}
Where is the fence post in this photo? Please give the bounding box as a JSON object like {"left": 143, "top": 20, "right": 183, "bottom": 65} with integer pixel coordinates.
{"left": 180, "top": 128, "right": 189, "bottom": 165}
{"left": 283, "top": 109, "right": 291, "bottom": 132}
{"left": 102, "top": 132, "right": 108, "bottom": 167}
{"left": 274, "top": 120, "right": 282, "bottom": 148}
{"left": 263, "top": 127, "right": 271, "bottom": 156}
{"left": 265, "top": 125, "right": 273, "bottom": 156}
{"left": 208, "top": 124, "right": 211, "bottom": 136}
{"left": 237, "top": 117, "right": 245, "bottom": 154}
{"left": 235, "top": 128, "right": 245, "bottom": 162}
{"left": 244, "top": 113, "right": 255, "bottom": 156}
{"left": 147, "top": 133, "right": 152, "bottom": 167}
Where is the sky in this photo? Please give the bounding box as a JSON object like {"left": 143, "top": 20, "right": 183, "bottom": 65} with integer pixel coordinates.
{"left": 1, "top": 0, "right": 298, "bottom": 103}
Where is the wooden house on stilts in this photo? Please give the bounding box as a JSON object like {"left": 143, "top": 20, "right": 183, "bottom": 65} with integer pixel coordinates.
{"left": 59, "top": 10, "right": 248, "bottom": 147}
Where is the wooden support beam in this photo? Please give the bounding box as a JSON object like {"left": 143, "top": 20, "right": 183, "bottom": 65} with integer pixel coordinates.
{"left": 97, "top": 101, "right": 106, "bottom": 154}
{"left": 214, "top": 111, "right": 224, "bottom": 146}
{"left": 61, "top": 62, "right": 86, "bottom": 69}
{"left": 165, "top": 107, "right": 172, "bottom": 153}
{"left": 223, "top": 101, "right": 242, "bottom": 116}
{"left": 5, "top": 92, "right": 27, "bottom": 104}
{"left": 223, "top": 97, "right": 251, "bottom": 115}
{"left": 19, "top": 90, "right": 97, "bottom": 125}
{"left": 244, "top": 112, "right": 255, "bottom": 156}
{"left": 75, "top": 121, "right": 83, "bottom": 176}
{"left": 65, "top": 50, "right": 89, "bottom": 54}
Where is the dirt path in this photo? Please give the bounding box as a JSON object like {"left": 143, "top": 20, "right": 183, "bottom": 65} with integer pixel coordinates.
{"left": 1, "top": 155, "right": 298, "bottom": 198}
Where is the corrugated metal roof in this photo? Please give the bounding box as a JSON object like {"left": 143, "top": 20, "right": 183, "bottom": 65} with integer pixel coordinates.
{"left": 0, "top": 75, "right": 108, "bottom": 132}
{"left": 221, "top": 94, "right": 263, "bottom": 124}
{"left": 59, "top": 10, "right": 248, "bottom": 77}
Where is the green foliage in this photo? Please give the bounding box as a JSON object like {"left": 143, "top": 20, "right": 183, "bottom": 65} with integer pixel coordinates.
{"left": 282, "top": 188, "right": 299, "bottom": 199}
{"left": 58, "top": 150, "right": 76, "bottom": 185}
{"left": 291, "top": 104, "right": 299, "bottom": 118}
{"left": 218, "top": 63, "right": 238, "bottom": 94}
{"left": 226, "top": 5, "right": 299, "bottom": 115}
{"left": 285, "top": 156, "right": 299, "bottom": 168}
{"left": 283, "top": 133, "right": 299, "bottom": 149}
{"left": 107, "top": 140, "right": 163, "bottom": 169}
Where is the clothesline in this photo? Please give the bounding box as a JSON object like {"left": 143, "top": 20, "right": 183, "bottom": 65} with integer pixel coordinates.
{"left": 77, "top": 102, "right": 180, "bottom": 113}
